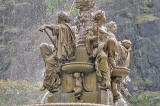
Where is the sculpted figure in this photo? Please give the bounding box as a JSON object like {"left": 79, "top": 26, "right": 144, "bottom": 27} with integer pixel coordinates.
{"left": 39, "top": 11, "right": 76, "bottom": 93}
{"left": 105, "top": 21, "right": 132, "bottom": 102}
{"left": 86, "top": 10, "right": 112, "bottom": 89}
{"left": 105, "top": 21, "right": 131, "bottom": 68}
{"left": 86, "top": 11, "right": 131, "bottom": 101}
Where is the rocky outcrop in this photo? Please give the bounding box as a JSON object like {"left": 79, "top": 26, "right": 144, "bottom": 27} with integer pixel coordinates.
{"left": 0, "top": 0, "right": 46, "bottom": 80}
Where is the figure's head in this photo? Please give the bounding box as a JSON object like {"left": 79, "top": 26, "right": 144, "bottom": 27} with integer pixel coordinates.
{"left": 106, "top": 21, "right": 117, "bottom": 34}
{"left": 121, "top": 40, "right": 132, "bottom": 50}
{"left": 57, "top": 11, "right": 70, "bottom": 24}
{"left": 93, "top": 10, "right": 106, "bottom": 26}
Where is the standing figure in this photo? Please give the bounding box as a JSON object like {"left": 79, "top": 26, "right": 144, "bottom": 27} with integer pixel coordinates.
{"left": 39, "top": 11, "right": 76, "bottom": 93}
{"left": 86, "top": 10, "right": 113, "bottom": 89}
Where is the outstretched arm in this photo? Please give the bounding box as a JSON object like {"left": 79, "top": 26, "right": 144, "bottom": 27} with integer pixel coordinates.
{"left": 39, "top": 24, "right": 54, "bottom": 31}
{"left": 39, "top": 24, "right": 59, "bottom": 36}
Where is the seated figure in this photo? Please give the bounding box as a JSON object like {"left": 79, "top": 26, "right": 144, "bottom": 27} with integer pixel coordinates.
{"left": 105, "top": 21, "right": 132, "bottom": 67}
{"left": 39, "top": 11, "right": 76, "bottom": 93}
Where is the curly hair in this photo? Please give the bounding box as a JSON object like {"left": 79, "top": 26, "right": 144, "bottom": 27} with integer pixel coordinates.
{"left": 93, "top": 10, "right": 105, "bottom": 23}
{"left": 57, "top": 11, "right": 70, "bottom": 23}
{"left": 106, "top": 21, "right": 117, "bottom": 32}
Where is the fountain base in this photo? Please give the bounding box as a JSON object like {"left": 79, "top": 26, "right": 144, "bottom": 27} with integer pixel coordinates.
{"left": 29, "top": 103, "right": 109, "bottom": 106}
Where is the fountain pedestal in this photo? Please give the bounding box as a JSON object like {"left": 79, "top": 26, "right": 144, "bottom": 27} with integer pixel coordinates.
{"left": 39, "top": 0, "right": 130, "bottom": 105}
{"left": 47, "top": 45, "right": 129, "bottom": 105}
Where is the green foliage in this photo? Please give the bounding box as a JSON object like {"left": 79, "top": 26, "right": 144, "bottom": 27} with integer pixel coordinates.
{"left": 144, "top": 77, "right": 153, "bottom": 88}
{"left": 103, "top": 0, "right": 114, "bottom": 2}
{"left": 145, "top": 0, "right": 153, "bottom": 8}
{"left": 44, "top": 0, "right": 77, "bottom": 20}
{"left": 44, "top": 0, "right": 56, "bottom": 13}
{"left": 45, "top": 0, "right": 71, "bottom": 13}
{"left": 0, "top": 80, "right": 46, "bottom": 105}
{"left": 126, "top": 12, "right": 133, "bottom": 19}
{"left": 140, "top": 6, "right": 150, "bottom": 13}
{"left": 129, "top": 91, "right": 160, "bottom": 106}
{"left": 135, "top": 14, "right": 159, "bottom": 24}
{"left": 7, "top": 0, "right": 16, "bottom": 3}
{"left": 0, "top": 0, "right": 3, "bottom": 2}
{"left": 0, "top": 5, "right": 6, "bottom": 11}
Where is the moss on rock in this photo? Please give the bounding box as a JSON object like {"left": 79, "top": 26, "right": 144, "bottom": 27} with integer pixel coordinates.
{"left": 135, "top": 14, "right": 159, "bottom": 24}
{"left": 103, "top": 0, "right": 114, "bottom": 2}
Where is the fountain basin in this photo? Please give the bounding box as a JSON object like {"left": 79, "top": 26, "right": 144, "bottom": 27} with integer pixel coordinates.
{"left": 62, "top": 62, "right": 94, "bottom": 73}
{"left": 30, "top": 103, "right": 107, "bottom": 106}
{"left": 111, "top": 67, "right": 130, "bottom": 81}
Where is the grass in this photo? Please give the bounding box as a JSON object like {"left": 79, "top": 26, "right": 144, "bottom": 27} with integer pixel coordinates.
{"left": 129, "top": 91, "right": 160, "bottom": 106}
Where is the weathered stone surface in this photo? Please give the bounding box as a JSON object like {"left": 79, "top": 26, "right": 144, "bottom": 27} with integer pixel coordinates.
{"left": 47, "top": 91, "right": 113, "bottom": 105}
{"left": 28, "top": 103, "right": 108, "bottom": 106}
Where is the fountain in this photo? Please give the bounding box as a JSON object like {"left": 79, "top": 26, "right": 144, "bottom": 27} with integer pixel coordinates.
{"left": 36, "top": 0, "right": 131, "bottom": 106}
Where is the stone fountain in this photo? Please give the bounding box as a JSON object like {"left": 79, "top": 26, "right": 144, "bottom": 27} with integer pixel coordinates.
{"left": 37, "top": 0, "right": 131, "bottom": 106}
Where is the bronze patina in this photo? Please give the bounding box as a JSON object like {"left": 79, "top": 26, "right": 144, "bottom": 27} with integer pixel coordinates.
{"left": 39, "top": 0, "right": 132, "bottom": 105}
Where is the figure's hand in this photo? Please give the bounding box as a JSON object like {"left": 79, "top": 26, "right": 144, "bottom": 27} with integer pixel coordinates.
{"left": 39, "top": 25, "right": 47, "bottom": 32}
{"left": 121, "top": 40, "right": 132, "bottom": 50}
